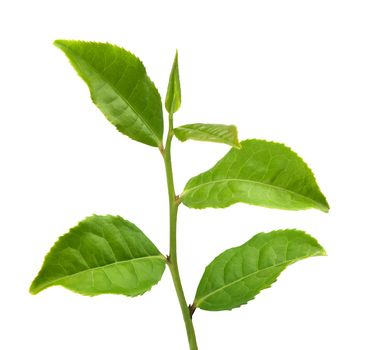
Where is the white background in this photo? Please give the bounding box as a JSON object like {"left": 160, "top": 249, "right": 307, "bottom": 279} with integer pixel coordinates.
{"left": 1, "top": 1, "right": 369, "bottom": 349}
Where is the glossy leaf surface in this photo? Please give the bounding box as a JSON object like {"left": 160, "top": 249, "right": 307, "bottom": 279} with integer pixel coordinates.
{"left": 165, "top": 50, "right": 181, "bottom": 114}
{"left": 55, "top": 40, "right": 163, "bottom": 147}
{"left": 174, "top": 123, "right": 240, "bottom": 147}
{"left": 194, "top": 229, "right": 325, "bottom": 311}
{"left": 30, "top": 215, "right": 166, "bottom": 296}
{"left": 181, "top": 139, "right": 329, "bottom": 212}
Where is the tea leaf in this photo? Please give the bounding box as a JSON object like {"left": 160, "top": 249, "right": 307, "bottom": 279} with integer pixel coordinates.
{"left": 174, "top": 123, "right": 240, "bottom": 147}
{"left": 165, "top": 50, "right": 181, "bottom": 114}
{"left": 30, "top": 215, "right": 166, "bottom": 296}
{"left": 194, "top": 229, "right": 325, "bottom": 311}
{"left": 54, "top": 40, "right": 163, "bottom": 147}
{"left": 181, "top": 139, "right": 329, "bottom": 212}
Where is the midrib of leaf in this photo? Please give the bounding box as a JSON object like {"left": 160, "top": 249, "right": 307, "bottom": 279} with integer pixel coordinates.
{"left": 179, "top": 126, "right": 234, "bottom": 142}
{"left": 180, "top": 126, "right": 226, "bottom": 138}
{"left": 65, "top": 45, "right": 162, "bottom": 146}
{"left": 195, "top": 253, "right": 321, "bottom": 307}
{"left": 33, "top": 255, "right": 165, "bottom": 293}
{"left": 181, "top": 178, "right": 327, "bottom": 211}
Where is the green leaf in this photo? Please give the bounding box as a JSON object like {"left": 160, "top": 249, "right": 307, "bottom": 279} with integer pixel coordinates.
{"left": 174, "top": 123, "right": 240, "bottom": 148}
{"left": 194, "top": 229, "right": 326, "bottom": 311}
{"left": 165, "top": 50, "right": 181, "bottom": 114}
{"left": 30, "top": 215, "right": 166, "bottom": 297}
{"left": 181, "top": 139, "right": 329, "bottom": 212}
{"left": 54, "top": 40, "right": 163, "bottom": 147}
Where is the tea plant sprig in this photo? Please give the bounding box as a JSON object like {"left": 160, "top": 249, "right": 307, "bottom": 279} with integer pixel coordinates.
{"left": 30, "top": 41, "right": 329, "bottom": 350}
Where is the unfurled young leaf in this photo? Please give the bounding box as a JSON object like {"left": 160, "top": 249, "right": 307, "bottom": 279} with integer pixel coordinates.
{"left": 165, "top": 50, "right": 181, "bottom": 114}
{"left": 54, "top": 40, "right": 164, "bottom": 147}
{"left": 30, "top": 215, "right": 166, "bottom": 296}
{"left": 181, "top": 139, "right": 329, "bottom": 212}
{"left": 174, "top": 123, "right": 240, "bottom": 148}
{"left": 194, "top": 229, "right": 325, "bottom": 311}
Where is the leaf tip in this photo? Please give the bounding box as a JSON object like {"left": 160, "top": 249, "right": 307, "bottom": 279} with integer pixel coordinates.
{"left": 29, "top": 280, "right": 39, "bottom": 295}
{"left": 321, "top": 200, "right": 330, "bottom": 213}
{"left": 53, "top": 39, "right": 73, "bottom": 55}
{"left": 53, "top": 39, "right": 66, "bottom": 49}
{"left": 230, "top": 125, "right": 241, "bottom": 148}
{"left": 315, "top": 198, "right": 330, "bottom": 213}
{"left": 233, "top": 141, "right": 242, "bottom": 149}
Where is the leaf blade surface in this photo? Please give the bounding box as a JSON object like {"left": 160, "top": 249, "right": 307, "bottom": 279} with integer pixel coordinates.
{"left": 181, "top": 139, "right": 329, "bottom": 211}
{"left": 174, "top": 123, "right": 240, "bottom": 147}
{"left": 55, "top": 40, "right": 163, "bottom": 147}
{"left": 194, "top": 229, "right": 325, "bottom": 311}
{"left": 30, "top": 215, "right": 166, "bottom": 296}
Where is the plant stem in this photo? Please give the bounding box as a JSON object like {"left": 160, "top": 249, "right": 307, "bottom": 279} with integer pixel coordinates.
{"left": 162, "top": 113, "right": 198, "bottom": 350}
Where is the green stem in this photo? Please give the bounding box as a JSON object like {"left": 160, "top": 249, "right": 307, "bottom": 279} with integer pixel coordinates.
{"left": 162, "top": 113, "right": 198, "bottom": 350}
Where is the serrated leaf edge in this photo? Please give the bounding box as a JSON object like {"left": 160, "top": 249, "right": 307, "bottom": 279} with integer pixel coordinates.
{"left": 54, "top": 40, "right": 163, "bottom": 147}
{"left": 181, "top": 138, "right": 330, "bottom": 212}
{"left": 194, "top": 229, "right": 326, "bottom": 311}
{"left": 29, "top": 214, "right": 167, "bottom": 296}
